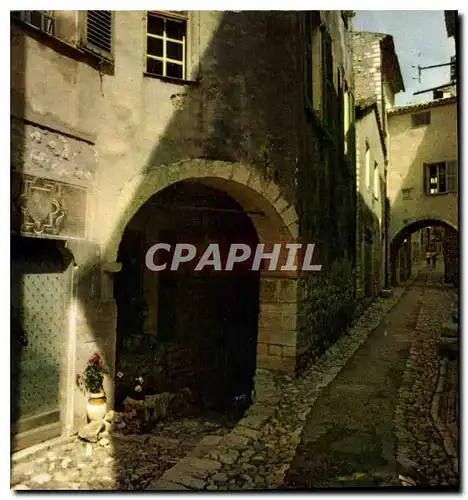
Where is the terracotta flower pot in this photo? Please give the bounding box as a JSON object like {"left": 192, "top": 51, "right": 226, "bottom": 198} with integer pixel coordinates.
{"left": 87, "top": 391, "right": 107, "bottom": 422}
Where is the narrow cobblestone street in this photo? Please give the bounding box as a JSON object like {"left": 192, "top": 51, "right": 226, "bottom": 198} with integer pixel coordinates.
{"left": 11, "top": 264, "right": 458, "bottom": 491}
{"left": 284, "top": 264, "right": 458, "bottom": 489}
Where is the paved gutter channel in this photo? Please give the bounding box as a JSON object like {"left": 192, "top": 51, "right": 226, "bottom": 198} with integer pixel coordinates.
{"left": 394, "top": 266, "right": 458, "bottom": 487}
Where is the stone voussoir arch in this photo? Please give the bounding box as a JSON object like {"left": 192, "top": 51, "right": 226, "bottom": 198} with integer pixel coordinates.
{"left": 389, "top": 215, "right": 458, "bottom": 285}
{"left": 104, "top": 158, "right": 299, "bottom": 264}
{"left": 390, "top": 215, "right": 458, "bottom": 245}
{"left": 105, "top": 158, "right": 303, "bottom": 376}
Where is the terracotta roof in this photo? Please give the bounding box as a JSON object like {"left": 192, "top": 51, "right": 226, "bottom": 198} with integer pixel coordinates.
{"left": 387, "top": 96, "right": 457, "bottom": 116}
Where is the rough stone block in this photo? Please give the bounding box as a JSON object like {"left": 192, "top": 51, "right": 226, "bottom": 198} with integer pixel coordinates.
{"left": 257, "top": 328, "right": 297, "bottom": 347}
{"left": 258, "top": 305, "right": 282, "bottom": 329}
{"left": 256, "top": 342, "right": 269, "bottom": 355}
{"left": 247, "top": 173, "right": 268, "bottom": 197}
{"left": 380, "top": 289, "right": 393, "bottom": 298}
{"left": 263, "top": 181, "right": 281, "bottom": 203}
{"left": 279, "top": 279, "right": 297, "bottom": 302}
{"left": 280, "top": 205, "right": 298, "bottom": 227}
{"left": 268, "top": 344, "right": 282, "bottom": 357}
{"left": 287, "top": 222, "right": 299, "bottom": 240}
{"left": 257, "top": 354, "right": 295, "bottom": 372}
{"left": 161, "top": 469, "right": 206, "bottom": 489}
{"left": 274, "top": 195, "right": 289, "bottom": 214}
{"left": 146, "top": 479, "right": 190, "bottom": 491}
{"left": 237, "top": 414, "right": 270, "bottom": 430}
{"left": 260, "top": 279, "right": 279, "bottom": 302}
{"left": 282, "top": 345, "right": 296, "bottom": 358}
{"left": 231, "top": 164, "right": 251, "bottom": 185}
{"left": 281, "top": 307, "right": 298, "bottom": 331}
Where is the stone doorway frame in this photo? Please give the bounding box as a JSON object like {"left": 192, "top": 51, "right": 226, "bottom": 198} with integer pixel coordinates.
{"left": 103, "top": 159, "right": 301, "bottom": 390}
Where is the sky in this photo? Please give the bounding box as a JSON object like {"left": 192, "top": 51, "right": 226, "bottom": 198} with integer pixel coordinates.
{"left": 353, "top": 11, "right": 456, "bottom": 106}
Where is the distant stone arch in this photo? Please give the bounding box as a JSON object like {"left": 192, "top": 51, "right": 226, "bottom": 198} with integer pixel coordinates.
{"left": 390, "top": 216, "right": 458, "bottom": 285}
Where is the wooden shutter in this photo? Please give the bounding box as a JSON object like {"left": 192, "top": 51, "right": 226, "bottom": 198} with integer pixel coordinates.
{"left": 446, "top": 160, "right": 458, "bottom": 192}
{"left": 423, "top": 163, "right": 429, "bottom": 194}
{"left": 84, "top": 11, "right": 113, "bottom": 60}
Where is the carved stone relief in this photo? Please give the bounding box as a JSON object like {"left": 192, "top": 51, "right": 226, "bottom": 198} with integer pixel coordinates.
{"left": 11, "top": 172, "right": 87, "bottom": 240}
{"left": 10, "top": 117, "right": 97, "bottom": 185}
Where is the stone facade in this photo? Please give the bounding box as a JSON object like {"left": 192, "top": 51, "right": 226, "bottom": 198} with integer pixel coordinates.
{"left": 11, "top": 10, "right": 356, "bottom": 447}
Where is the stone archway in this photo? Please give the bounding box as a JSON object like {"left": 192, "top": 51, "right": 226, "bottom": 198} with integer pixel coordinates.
{"left": 104, "top": 159, "right": 301, "bottom": 406}
{"left": 390, "top": 217, "right": 458, "bottom": 285}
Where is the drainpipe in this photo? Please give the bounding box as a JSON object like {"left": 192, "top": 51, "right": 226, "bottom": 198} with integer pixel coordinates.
{"left": 384, "top": 159, "right": 390, "bottom": 289}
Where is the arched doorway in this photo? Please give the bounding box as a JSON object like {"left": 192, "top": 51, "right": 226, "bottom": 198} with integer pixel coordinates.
{"left": 390, "top": 218, "right": 458, "bottom": 286}
{"left": 114, "top": 180, "right": 261, "bottom": 414}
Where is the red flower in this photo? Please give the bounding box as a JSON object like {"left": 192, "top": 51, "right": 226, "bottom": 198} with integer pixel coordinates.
{"left": 89, "top": 352, "right": 100, "bottom": 363}
{"left": 95, "top": 360, "right": 103, "bottom": 370}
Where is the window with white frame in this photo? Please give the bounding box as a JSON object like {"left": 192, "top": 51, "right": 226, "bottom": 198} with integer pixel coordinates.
{"left": 365, "top": 142, "right": 371, "bottom": 188}
{"left": 11, "top": 11, "right": 55, "bottom": 36}
{"left": 146, "top": 11, "right": 187, "bottom": 80}
{"left": 425, "top": 161, "right": 457, "bottom": 195}
{"left": 373, "top": 162, "right": 379, "bottom": 200}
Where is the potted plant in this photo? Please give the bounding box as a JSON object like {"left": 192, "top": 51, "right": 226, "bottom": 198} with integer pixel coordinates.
{"left": 77, "top": 352, "right": 109, "bottom": 421}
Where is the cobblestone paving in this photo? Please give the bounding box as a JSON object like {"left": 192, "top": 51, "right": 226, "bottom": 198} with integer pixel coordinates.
{"left": 11, "top": 270, "right": 427, "bottom": 491}
{"left": 11, "top": 417, "right": 235, "bottom": 490}
{"left": 394, "top": 264, "right": 458, "bottom": 487}
{"left": 282, "top": 270, "right": 426, "bottom": 489}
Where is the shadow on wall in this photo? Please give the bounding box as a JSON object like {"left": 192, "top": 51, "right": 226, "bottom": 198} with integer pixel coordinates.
{"left": 10, "top": 10, "right": 358, "bottom": 490}
{"left": 10, "top": 10, "right": 304, "bottom": 461}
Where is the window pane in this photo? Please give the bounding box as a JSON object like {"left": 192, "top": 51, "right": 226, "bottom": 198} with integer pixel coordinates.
{"left": 147, "top": 58, "right": 163, "bottom": 75}
{"left": 167, "top": 62, "right": 183, "bottom": 79}
{"left": 167, "top": 41, "right": 183, "bottom": 61}
{"left": 147, "top": 36, "right": 163, "bottom": 57}
{"left": 148, "top": 15, "right": 164, "bottom": 35}
{"left": 166, "top": 19, "right": 185, "bottom": 40}
{"left": 30, "top": 11, "right": 43, "bottom": 29}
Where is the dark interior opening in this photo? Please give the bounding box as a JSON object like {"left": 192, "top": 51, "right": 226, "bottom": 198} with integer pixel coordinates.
{"left": 114, "top": 181, "right": 260, "bottom": 419}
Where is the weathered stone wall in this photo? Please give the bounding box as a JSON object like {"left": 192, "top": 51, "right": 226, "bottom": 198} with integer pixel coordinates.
{"left": 294, "top": 12, "right": 357, "bottom": 367}
{"left": 351, "top": 33, "right": 383, "bottom": 117}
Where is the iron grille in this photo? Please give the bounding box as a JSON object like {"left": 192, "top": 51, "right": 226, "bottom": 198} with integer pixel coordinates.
{"left": 12, "top": 10, "right": 55, "bottom": 36}
{"left": 85, "top": 10, "right": 113, "bottom": 59}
